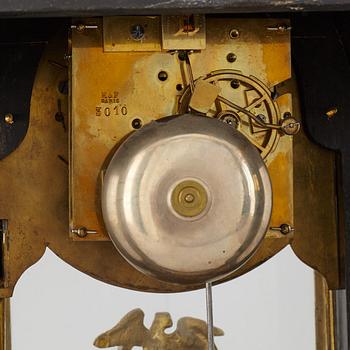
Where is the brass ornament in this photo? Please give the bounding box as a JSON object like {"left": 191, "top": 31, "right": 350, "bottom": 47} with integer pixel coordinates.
{"left": 94, "top": 309, "right": 224, "bottom": 350}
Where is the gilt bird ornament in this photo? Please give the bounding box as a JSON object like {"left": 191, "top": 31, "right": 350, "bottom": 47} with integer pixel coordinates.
{"left": 94, "top": 308, "right": 224, "bottom": 350}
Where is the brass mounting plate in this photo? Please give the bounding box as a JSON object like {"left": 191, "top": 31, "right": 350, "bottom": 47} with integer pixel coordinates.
{"left": 103, "top": 16, "right": 162, "bottom": 52}
{"left": 70, "top": 16, "right": 293, "bottom": 243}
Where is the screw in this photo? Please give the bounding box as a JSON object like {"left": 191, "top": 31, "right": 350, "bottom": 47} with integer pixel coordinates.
{"left": 58, "top": 80, "right": 69, "bottom": 95}
{"left": 132, "top": 118, "right": 143, "bottom": 129}
{"left": 281, "top": 116, "right": 300, "bottom": 135}
{"left": 71, "top": 227, "right": 97, "bottom": 238}
{"left": 257, "top": 114, "right": 266, "bottom": 122}
{"left": 280, "top": 224, "right": 294, "bottom": 234}
{"left": 55, "top": 111, "right": 64, "bottom": 123}
{"left": 223, "top": 116, "right": 239, "bottom": 129}
{"left": 267, "top": 24, "right": 292, "bottom": 32}
{"left": 76, "top": 24, "right": 86, "bottom": 32}
{"left": 130, "top": 24, "right": 145, "bottom": 41}
{"left": 229, "top": 29, "right": 240, "bottom": 39}
{"left": 326, "top": 108, "right": 338, "bottom": 119}
{"left": 71, "top": 24, "right": 98, "bottom": 32}
{"left": 54, "top": 100, "right": 66, "bottom": 131}
{"left": 4, "top": 114, "right": 14, "bottom": 125}
{"left": 270, "top": 224, "right": 294, "bottom": 235}
{"left": 158, "top": 71, "right": 168, "bottom": 81}
{"left": 185, "top": 194, "right": 195, "bottom": 203}
{"left": 176, "top": 84, "right": 183, "bottom": 91}
{"left": 226, "top": 53, "right": 237, "bottom": 63}
{"left": 178, "top": 51, "right": 187, "bottom": 61}
{"left": 230, "top": 79, "right": 240, "bottom": 89}
{"left": 218, "top": 113, "right": 239, "bottom": 129}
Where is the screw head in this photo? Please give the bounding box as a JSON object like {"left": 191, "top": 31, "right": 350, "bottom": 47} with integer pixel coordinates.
{"left": 218, "top": 111, "right": 240, "bottom": 129}
{"left": 178, "top": 51, "right": 187, "bottom": 61}
{"left": 226, "top": 53, "right": 237, "bottom": 63}
{"left": 277, "top": 24, "right": 291, "bottom": 32}
{"left": 281, "top": 116, "right": 300, "bottom": 135}
{"left": 72, "top": 227, "right": 88, "bottom": 238}
{"left": 280, "top": 224, "right": 294, "bottom": 235}
{"left": 184, "top": 194, "right": 195, "bottom": 203}
{"left": 257, "top": 114, "right": 267, "bottom": 122}
{"left": 158, "top": 71, "right": 168, "bottom": 82}
{"left": 4, "top": 114, "right": 14, "bottom": 125}
{"left": 55, "top": 112, "right": 64, "bottom": 123}
{"left": 223, "top": 115, "right": 239, "bottom": 128}
{"left": 58, "top": 80, "right": 69, "bottom": 95}
{"left": 229, "top": 29, "right": 240, "bottom": 39}
{"left": 76, "top": 24, "right": 86, "bottom": 32}
{"left": 326, "top": 108, "right": 338, "bottom": 119}
{"left": 230, "top": 79, "right": 240, "bottom": 89}
{"left": 130, "top": 24, "right": 145, "bottom": 41}
{"left": 132, "top": 118, "right": 143, "bottom": 129}
{"left": 176, "top": 84, "right": 183, "bottom": 91}
{"left": 283, "top": 112, "right": 292, "bottom": 119}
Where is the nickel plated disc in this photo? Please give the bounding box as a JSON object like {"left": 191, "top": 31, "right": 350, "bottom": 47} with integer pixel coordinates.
{"left": 102, "top": 114, "right": 272, "bottom": 284}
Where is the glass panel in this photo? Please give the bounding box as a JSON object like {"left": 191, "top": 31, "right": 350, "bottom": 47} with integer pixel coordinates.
{"left": 11, "top": 246, "right": 315, "bottom": 350}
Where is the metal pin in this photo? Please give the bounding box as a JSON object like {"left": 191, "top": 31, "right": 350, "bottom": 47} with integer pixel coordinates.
{"left": 270, "top": 223, "right": 294, "bottom": 235}
{"left": 206, "top": 282, "right": 214, "bottom": 350}
{"left": 71, "top": 227, "right": 97, "bottom": 238}
{"left": 48, "top": 60, "right": 67, "bottom": 70}
{"left": 71, "top": 24, "right": 98, "bottom": 32}
{"left": 326, "top": 108, "right": 338, "bottom": 119}
{"left": 267, "top": 24, "right": 292, "bottom": 32}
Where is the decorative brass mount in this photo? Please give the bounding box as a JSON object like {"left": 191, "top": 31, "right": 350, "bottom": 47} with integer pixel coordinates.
{"left": 94, "top": 309, "right": 224, "bottom": 350}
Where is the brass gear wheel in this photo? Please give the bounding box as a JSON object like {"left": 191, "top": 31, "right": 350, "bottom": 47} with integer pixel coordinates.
{"left": 178, "top": 70, "right": 281, "bottom": 159}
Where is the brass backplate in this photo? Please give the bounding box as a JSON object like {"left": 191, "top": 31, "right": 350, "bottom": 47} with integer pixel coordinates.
{"left": 70, "top": 16, "right": 293, "bottom": 243}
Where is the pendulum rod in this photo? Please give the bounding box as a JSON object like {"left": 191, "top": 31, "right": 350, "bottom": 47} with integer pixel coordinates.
{"left": 206, "top": 282, "right": 214, "bottom": 350}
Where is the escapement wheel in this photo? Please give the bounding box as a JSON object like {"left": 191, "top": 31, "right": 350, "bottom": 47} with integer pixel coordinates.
{"left": 178, "top": 70, "right": 281, "bottom": 159}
